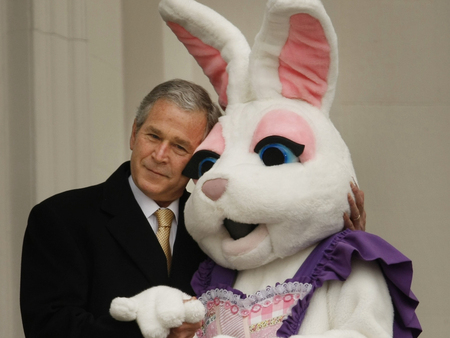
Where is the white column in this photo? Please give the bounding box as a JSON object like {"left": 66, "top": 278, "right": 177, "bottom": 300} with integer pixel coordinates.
{"left": 1, "top": 0, "right": 33, "bottom": 335}
{"left": 32, "top": 0, "right": 91, "bottom": 202}
{"left": 0, "top": 0, "right": 126, "bottom": 336}
{"left": 0, "top": 0, "right": 14, "bottom": 334}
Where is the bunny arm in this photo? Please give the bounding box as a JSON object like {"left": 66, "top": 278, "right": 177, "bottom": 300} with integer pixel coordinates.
{"left": 110, "top": 286, "right": 205, "bottom": 338}
{"left": 297, "top": 259, "right": 393, "bottom": 337}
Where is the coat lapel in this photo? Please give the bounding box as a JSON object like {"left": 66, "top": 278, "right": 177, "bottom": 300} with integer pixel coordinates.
{"left": 101, "top": 162, "right": 169, "bottom": 286}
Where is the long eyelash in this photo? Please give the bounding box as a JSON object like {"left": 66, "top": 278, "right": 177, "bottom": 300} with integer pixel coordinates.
{"left": 254, "top": 136, "right": 304, "bottom": 157}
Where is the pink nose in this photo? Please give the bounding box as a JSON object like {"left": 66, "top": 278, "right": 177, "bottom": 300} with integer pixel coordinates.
{"left": 201, "top": 178, "right": 228, "bottom": 201}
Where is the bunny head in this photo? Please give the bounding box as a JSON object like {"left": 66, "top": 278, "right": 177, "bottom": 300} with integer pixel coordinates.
{"left": 159, "top": 0, "right": 356, "bottom": 271}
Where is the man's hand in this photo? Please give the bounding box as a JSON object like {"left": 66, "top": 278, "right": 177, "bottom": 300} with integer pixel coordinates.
{"left": 167, "top": 297, "right": 202, "bottom": 338}
{"left": 343, "top": 181, "right": 366, "bottom": 231}
{"left": 167, "top": 321, "right": 202, "bottom": 338}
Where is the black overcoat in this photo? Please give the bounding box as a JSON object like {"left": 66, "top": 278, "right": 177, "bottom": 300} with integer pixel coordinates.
{"left": 20, "top": 162, "right": 206, "bottom": 337}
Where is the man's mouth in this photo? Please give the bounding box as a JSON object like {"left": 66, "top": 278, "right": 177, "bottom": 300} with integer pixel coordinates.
{"left": 223, "top": 218, "right": 259, "bottom": 240}
{"left": 146, "top": 165, "right": 169, "bottom": 178}
{"left": 150, "top": 169, "right": 165, "bottom": 176}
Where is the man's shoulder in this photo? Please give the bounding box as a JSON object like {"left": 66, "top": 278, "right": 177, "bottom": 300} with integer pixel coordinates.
{"left": 33, "top": 162, "right": 131, "bottom": 213}
{"left": 32, "top": 182, "right": 105, "bottom": 221}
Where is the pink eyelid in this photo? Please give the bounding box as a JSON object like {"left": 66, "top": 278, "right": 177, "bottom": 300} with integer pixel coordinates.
{"left": 189, "top": 111, "right": 315, "bottom": 185}
{"left": 250, "top": 110, "right": 315, "bottom": 162}
{"left": 194, "top": 123, "right": 225, "bottom": 155}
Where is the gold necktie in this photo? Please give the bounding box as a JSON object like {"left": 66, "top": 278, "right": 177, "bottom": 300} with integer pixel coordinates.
{"left": 155, "top": 208, "right": 174, "bottom": 273}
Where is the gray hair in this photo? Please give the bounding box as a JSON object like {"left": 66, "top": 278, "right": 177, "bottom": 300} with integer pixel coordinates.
{"left": 135, "top": 79, "right": 222, "bottom": 138}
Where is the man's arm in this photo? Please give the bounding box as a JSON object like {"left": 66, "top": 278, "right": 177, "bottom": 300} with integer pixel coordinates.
{"left": 20, "top": 203, "right": 143, "bottom": 338}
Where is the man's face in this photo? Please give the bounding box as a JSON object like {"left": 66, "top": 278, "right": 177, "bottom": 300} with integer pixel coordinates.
{"left": 130, "top": 99, "right": 207, "bottom": 207}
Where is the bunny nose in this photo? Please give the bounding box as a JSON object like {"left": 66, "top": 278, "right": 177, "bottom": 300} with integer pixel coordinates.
{"left": 201, "top": 178, "right": 228, "bottom": 201}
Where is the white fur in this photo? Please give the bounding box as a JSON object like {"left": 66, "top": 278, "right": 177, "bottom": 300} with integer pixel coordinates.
{"left": 138, "top": 0, "right": 398, "bottom": 337}
{"left": 110, "top": 286, "right": 205, "bottom": 338}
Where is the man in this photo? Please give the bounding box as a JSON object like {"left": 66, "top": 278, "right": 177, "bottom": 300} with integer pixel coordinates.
{"left": 21, "top": 79, "right": 365, "bottom": 338}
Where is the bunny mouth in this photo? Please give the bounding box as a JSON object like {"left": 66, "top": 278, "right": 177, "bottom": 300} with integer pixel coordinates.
{"left": 224, "top": 219, "right": 259, "bottom": 240}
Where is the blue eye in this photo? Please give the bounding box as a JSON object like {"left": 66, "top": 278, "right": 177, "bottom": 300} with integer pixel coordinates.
{"left": 258, "top": 143, "right": 297, "bottom": 166}
{"left": 198, "top": 157, "right": 217, "bottom": 178}
{"left": 182, "top": 150, "right": 220, "bottom": 179}
{"left": 254, "top": 136, "right": 304, "bottom": 167}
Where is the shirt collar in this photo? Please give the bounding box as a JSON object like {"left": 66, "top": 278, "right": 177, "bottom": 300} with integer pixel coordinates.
{"left": 128, "top": 175, "right": 180, "bottom": 222}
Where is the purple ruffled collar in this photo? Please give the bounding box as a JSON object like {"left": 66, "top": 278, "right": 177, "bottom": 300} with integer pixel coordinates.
{"left": 191, "top": 230, "right": 421, "bottom": 338}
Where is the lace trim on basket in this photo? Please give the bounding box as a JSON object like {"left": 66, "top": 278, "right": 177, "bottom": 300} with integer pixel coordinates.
{"left": 198, "top": 281, "right": 312, "bottom": 309}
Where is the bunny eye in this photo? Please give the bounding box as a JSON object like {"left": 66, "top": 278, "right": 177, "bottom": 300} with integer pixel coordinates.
{"left": 182, "top": 150, "right": 220, "bottom": 179}
{"left": 254, "top": 136, "right": 305, "bottom": 167}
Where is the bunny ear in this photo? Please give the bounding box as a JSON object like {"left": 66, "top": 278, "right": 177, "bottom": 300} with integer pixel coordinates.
{"left": 159, "top": 0, "right": 252, "bottom": 109}
{"left": 250, "top": 0, "right": 338, "bottom": 114}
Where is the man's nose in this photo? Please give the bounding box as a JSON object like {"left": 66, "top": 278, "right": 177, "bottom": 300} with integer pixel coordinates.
{"left": 152, "top": 142, "right": 169, "bottom": 162}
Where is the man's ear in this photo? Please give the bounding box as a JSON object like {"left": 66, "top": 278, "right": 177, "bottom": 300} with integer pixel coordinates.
{"left": 130, "top": 119, "right": 137, "bottom": 151}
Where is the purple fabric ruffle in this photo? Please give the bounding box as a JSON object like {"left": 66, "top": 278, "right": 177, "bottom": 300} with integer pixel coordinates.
{"left": 191, "top": 230, "right": 421, "bottom": 337}
{"left": 278, "top": 230, "right": 421, "bottom": 338}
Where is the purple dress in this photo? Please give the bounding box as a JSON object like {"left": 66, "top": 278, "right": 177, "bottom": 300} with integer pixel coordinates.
{"left": 192, "top": 230, "right": 421, "bottom": 338}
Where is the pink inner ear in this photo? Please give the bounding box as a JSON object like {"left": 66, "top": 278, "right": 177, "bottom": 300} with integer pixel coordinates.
{"left": 278, "top": 14, "right": 331, "bottom": 108}
{"left": 167, "top": 22, "right": 229, "bottom": 109}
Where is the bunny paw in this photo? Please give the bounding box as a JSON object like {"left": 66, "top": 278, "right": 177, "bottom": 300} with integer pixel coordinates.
{"left": 109, "top": 297, "right": 138, "bottom": 321}
{"left": 183, "top": 299, "right": 205, "bottom": 323}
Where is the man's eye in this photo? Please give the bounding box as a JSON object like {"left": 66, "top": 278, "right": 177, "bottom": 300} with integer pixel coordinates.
{"left": 175, "top": 144, "right": 187, "bottom": 152}
{"left": 182, "top": 150, "right": 220, "bottom": 179}
{"left": 254, "top": 136, "right": 304, "bottom": 166}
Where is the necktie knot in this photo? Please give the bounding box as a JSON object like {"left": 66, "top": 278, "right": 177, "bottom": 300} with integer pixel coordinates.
{"left": 155, "top": 208, "right": 174, "bottom": 228}
{"left": 155, "top": 208, "right": 174, "bottom": 274}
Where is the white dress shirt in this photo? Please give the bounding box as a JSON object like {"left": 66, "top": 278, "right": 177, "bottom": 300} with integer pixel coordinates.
{"left": 128, "top": 176, "right": 179, "bottom": 254}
